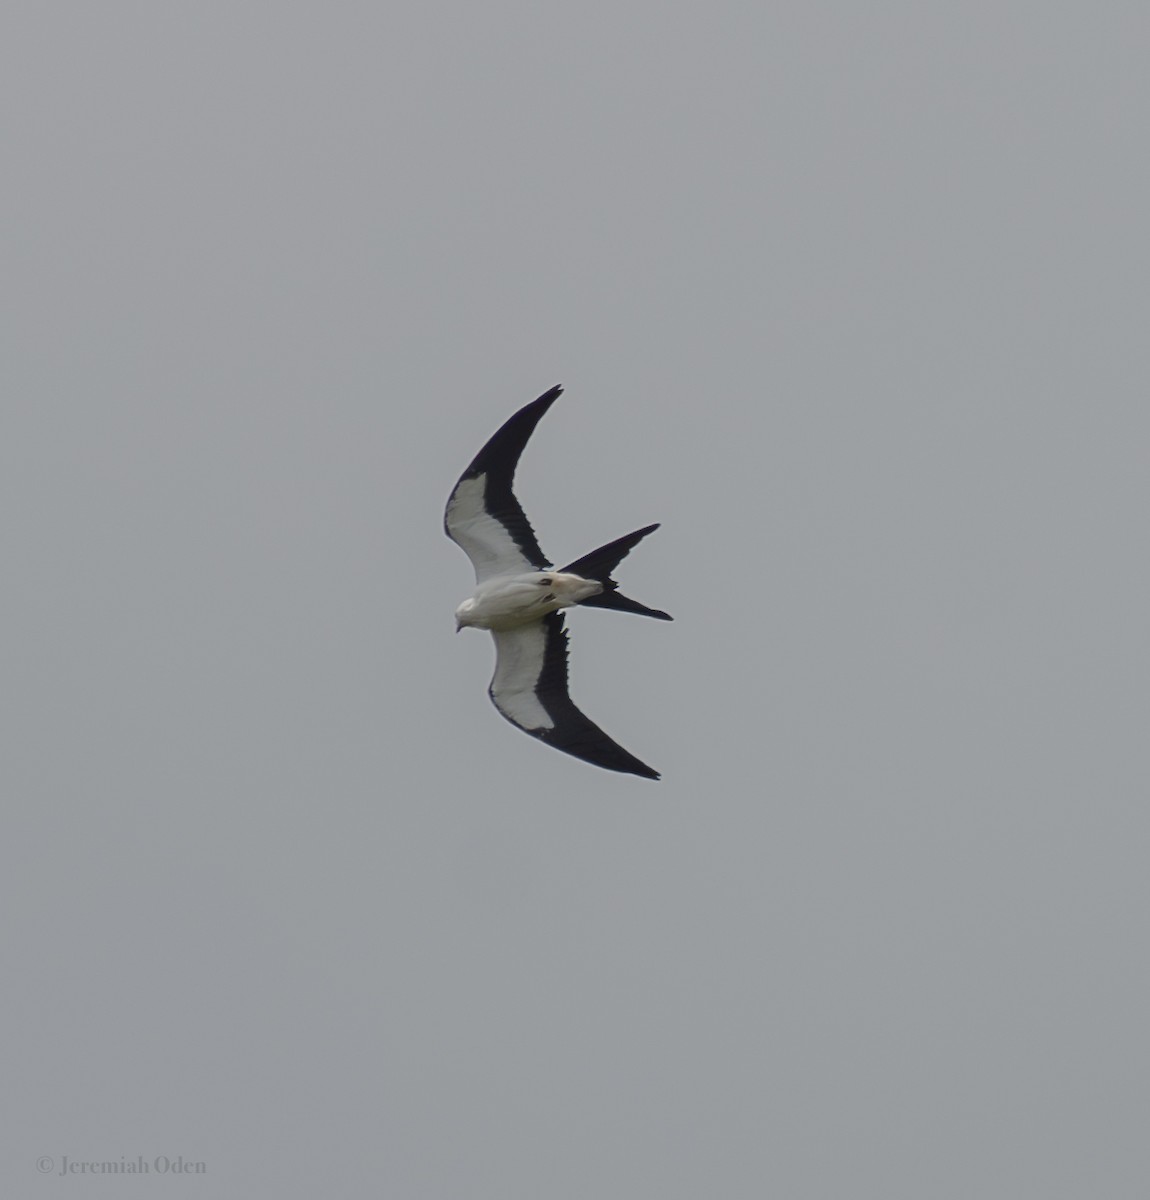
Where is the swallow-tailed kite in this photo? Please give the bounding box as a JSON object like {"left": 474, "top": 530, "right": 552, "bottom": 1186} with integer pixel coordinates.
{"left": 445, "top": 386, "right": 671, "bottom": 779}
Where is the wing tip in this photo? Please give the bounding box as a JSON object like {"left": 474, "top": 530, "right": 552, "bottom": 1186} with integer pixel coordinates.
{"left": 539, "top": 729, "right": 662, "bottom": 780}
{"left": 610, "top": 755, "right": 661, "bottom": 780}
{"left": 530, "top": 384, "right": 564, "bottom": 413}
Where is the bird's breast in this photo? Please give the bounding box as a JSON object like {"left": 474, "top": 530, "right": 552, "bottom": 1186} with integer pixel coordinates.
{"left": 459, "top": 572, "right": 602, "bottom": 630}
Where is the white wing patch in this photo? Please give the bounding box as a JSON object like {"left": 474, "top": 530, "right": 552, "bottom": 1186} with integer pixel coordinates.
{"left": 445, "top": 474, "right": 541, "bottom": 583}
{"left": 489, "top": 624, "right": 554, "bottom": 732}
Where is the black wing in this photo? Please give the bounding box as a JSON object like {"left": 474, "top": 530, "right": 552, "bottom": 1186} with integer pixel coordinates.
{"left": 488, "top": 612, "right": 660, "bottom": 780}
{"left": 444, "top": 387, "right": 561, "bottom": 581}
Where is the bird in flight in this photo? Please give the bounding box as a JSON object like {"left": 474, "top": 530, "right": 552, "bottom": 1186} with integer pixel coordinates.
{"left": 445, "top": 386, "right": 671, "bottom": 779}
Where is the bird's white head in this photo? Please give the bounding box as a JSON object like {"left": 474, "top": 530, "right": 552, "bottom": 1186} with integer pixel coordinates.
{"left": 454, "top": 597, "right": 478, "bottom": 633}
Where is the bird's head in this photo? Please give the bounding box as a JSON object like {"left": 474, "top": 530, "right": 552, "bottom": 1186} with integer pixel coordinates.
{"left": 454, "top": 598, "right": 477, "bottom": 633}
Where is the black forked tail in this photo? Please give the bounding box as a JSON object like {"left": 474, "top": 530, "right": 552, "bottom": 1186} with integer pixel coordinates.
{"left": 561, "top": 524, "right": 673, "bottom": 621}
{"left": 578, "top": 590, "right": 673, "bottom": 620}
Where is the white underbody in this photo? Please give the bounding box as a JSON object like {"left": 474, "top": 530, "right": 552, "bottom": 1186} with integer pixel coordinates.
{"left": 455, "top": 571, "right": 602, "bottom": 632}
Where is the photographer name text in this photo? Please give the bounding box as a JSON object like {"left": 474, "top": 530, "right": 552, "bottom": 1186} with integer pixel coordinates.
{"left": 38, "top": 1155, "right": 206, "bottom": 1177}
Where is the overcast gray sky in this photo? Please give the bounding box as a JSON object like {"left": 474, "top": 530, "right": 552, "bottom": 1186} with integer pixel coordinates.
{"left": 4, "top": 3, "right": 1149, "bottom": 1197}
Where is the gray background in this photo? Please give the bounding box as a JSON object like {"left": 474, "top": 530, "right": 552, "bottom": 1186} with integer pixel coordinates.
{"left": 4, "top": 3, "right": 1148, "bottom": 1197}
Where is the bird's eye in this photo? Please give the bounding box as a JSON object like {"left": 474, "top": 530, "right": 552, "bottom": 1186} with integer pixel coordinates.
{"left": 539, "top": 577, "right": 551, "bottom": 586}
